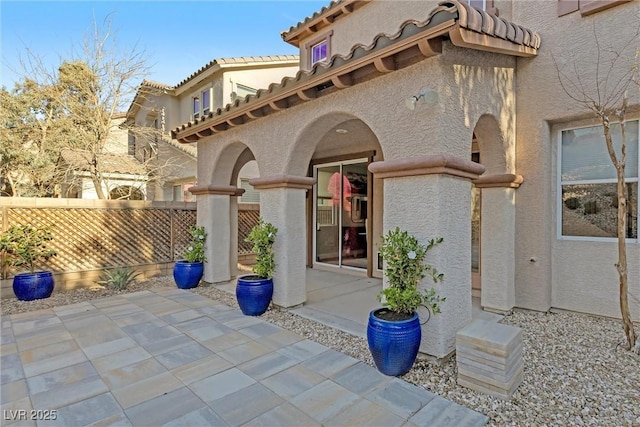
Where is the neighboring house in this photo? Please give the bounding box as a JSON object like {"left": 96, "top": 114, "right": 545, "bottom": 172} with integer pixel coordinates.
{"left": 59, "top": 114, "right": 149, "bottom": 199}
{"left": 172, "top": 0, "right": 640, "bottom": 358}
{"left": 126, "top": 56, "right": 300, "bottom": 201}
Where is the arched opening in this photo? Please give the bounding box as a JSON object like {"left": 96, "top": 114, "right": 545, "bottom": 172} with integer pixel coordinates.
{"left": 291, "top": 113, "right": 384, "bottom": 277}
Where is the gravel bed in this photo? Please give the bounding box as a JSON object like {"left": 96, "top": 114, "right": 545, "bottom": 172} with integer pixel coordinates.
{"left": 2, "top": 276, "right": 639, "bottom": 426}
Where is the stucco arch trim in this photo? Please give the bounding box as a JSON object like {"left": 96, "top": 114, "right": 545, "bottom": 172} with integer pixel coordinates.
{"left": 369, "top": 153, "right": 485, "bottom": 180}
{"left": 189, "top": 185, "right": 245, "bottom": 196}
{"left": 473, "top": 173, "right": 523, "bottom": 188}
{"left": 249, "top": 175, "right": 316, "bottom": 190}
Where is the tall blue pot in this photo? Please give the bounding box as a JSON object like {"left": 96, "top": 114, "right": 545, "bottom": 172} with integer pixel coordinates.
{"left": 13, "top": 271, "right": 55, "bottom": 301}
{"left": 173, "top": 261, "right": 204, "bottom": 289}
{"left": 236, "top": 275, "right": 273, "bottom": 316}
{"left": 367, "top": 308, "right": 422, "bottom": 376}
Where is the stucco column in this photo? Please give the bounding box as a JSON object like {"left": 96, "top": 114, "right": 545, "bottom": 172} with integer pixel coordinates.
{"left": 473, "top": 174, "right": 523, "bottom": 314}
{"left": 189, "top": 185, "right": 245, "bottom": 283}
{"left": 250, "top": 175, "right": 316, "bottom": 308}
{"left": 369, "top": 154, "right": 485, "bottom": 359}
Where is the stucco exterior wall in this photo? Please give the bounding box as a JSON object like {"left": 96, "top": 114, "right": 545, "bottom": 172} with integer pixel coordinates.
{"left": 222, "top": 66, "right": 299, "bottom": 104}
{"left": 512, "top": 0, "right": 640, "bottom": 317}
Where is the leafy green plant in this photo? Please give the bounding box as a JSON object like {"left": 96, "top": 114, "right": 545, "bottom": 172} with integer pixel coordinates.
{"left": 0, "top": 225, "right": 57, "bottom": 273}
{"left": 378, "top": 227, "right": 445, "bottom": 316}
{"left": 246, "top": 218, "right": 277, "bottom": 279}
{"left": 182, "top": 226, "right": 207, "bottom": 263}
{"left": 98, "top": 267, "right": 140, "bottom": 291}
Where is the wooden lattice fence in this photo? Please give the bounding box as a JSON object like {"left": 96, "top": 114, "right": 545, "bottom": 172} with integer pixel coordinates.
{"left": 0, "top": 198, "right": 260, "bottom": 297}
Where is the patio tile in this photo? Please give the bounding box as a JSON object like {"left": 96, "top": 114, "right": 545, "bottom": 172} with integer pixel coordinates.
{"left": 141, "top": 333, "right": 196, "bottom": 356}
{"left": 245, "top": 402, "right": 320, "bottom": 427}
{"left": 260, "top": 365, "right": 325, "bottom": 399}
{"left": 141, "top": 301, "right": 186, "bottom": 317}
{"left": 200, "top": 331, "right": 251, "bottom": 353}
{"left": 72, "top": 324, "right": 129, "bottom": 349}
{"left": 220, "top": 315, "right": 263, "bottom": 330}
{"left": 218, "top": 340, "right": 272, "bottom": 365}
{"left": 300, "top": 349, "right": 359, "bottom": 377}
{"left": 325, "top": 398, "right": 405, "bottom": 427}
{"left": 276, "top": 339, "right": 328, "bottom": 362}
{"left": 1, "top": 328, "right": 15, "bottom": 345}
{"left": 199, "top": 304, "right": 233, "bottom": 317}
{"left": 189, "top": 368, "right": 255, "bottom": 404}
{"left": 14, "top": 327, "right": 72, "bottom": 352}
{"left": 160, "top": 309, "right": 202, "bottom": 324}
{"left": 1, "top": 343, "right": 17, "bottom": 356}
{"left": 0, "top": 396, "right": 34, "bottom": 426}
{"left": 121, "top": 322, "right": 182, "bottom": 345}
{"left": 125, "top": 386, "right": 208, "bottom": 426}
{"left": 30, "top": 374, "right": 108, "bottom": 410}
{"left": 111, "top": 371, "right": 183, "bottom": 409}
{"left": 184, "top": 323, "right": 233, "bottom": 342}
{"left": 20, "top": 340, "right": 87, "bottom": 378}
{"left": 237, "top": 351, "right": 298, "bottom": 380}
{"left": 1, "top": 353, "right": 25, "bottom": 384}
{"left": 112, "top": 311, "right": 163, "bottom": 328}
{"left": 91, "top": 346, "right": 151, "bottom": 374}
{"left": 331, "top": 362, "right": 391, "bottom": 394}
{"left": 155, "top": 341, "right": 214, "bottom": 370}
{"left": 10, "top": 313, "right": 60, "bottom": 336}
{"left": 209, "top": 383, "right": 283, "bottom": 426}
{"left": 62, "top": 314, "right": 112, "bottom": 333}
{"left": 409, "top": 396, "right": 488, "bottom": 426}
{"left": 364, "top": 378, "right": 436, "bottom": 418}
{"left": 170, "top": 354, "right": 233, "bottom": 385}
{"left": 81, "top": 336, "right": 138, "bottom": 359}
{"left": 37, "top": 392, "right": 123, "bottom": 427}
{"left": 100, "top": 357, "right": 166, "bottom": 389}
{"left": 237, "top": 322, "right": 284, "bottom": 339}
{"left": 259, "top": 330, "right": 304, "bottom": 351}
{"left": 289, "top": 379, "right": 359, "bottom": 423}
{"left": 162, "top": 406, "right": 228, "bottom": 427}
{"left": 26, "top": 361, "right": 97, "bottom": 395}
{"left": 99, "top": 302, "right": 144, "bottom": 318}
{"left": 1, "top": 379, "right": 28, "bottom": 404}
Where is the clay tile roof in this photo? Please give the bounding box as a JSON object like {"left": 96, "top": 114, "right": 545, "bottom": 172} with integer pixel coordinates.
{"left": 141, "top": 79, "right": 173, "bottom": 90}
{"left": 174, "top": 55, "right": 299, "bottom": 89}
{"left": 174, "top": 0, "right": 540, "bottom": 142}
{"left": 59, "top": 149, "right": 147, "bottom": 175}
{"left": 162, "top": 137, "right": 197, "bottom": 158}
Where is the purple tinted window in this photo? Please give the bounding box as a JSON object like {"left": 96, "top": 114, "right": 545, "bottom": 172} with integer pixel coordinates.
{"left": 193, "top": 96, "right": 200, "bottom": 116}
{"left": 311, "top": 41, "right": 327, "bottom": 65}
{"left": 202, "top": 90, "right": 210, "bottom": 111}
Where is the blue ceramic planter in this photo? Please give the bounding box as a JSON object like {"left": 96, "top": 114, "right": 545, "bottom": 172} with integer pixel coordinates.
{"left": 173, "top": 261, "right": 204, "bottom": 289}
{"left": 367, "top": 308, "right": 421, "bottom": 376}
{"left": 13, "top": 271, "right": 55, "bottom": 301}
{"left": 236, "top": 275, "right": 273, "bottom": 316}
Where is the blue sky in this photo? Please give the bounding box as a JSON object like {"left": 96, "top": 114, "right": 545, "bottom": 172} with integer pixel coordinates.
{"left": 0, "top": 1, "right": 328, "bottom": 88}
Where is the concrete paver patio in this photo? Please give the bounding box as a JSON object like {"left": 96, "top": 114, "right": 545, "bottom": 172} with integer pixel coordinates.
{"left": 1, "top": 287, "right": 488, "bottom": 426}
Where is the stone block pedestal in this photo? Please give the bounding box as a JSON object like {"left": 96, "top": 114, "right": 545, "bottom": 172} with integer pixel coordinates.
{"left": 456, "top": 319, "right": 523, "bottom": 399}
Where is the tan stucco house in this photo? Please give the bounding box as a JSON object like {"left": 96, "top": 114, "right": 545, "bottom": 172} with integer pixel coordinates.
{"left": 172, "top": 0, "right": 639, "bottom": 358}
{"left": 126, "top": 56, "right": 299, "bottom": 201}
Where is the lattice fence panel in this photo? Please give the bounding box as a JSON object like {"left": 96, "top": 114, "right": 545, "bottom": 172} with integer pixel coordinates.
{"left": 173, "top": 209, "right": 197, "bottom": 260}
{"left": 3, "top": 207, "right": 195, "bottom": 277}
{"left": 238, "top": 210, "right": 260, "bottom": 255}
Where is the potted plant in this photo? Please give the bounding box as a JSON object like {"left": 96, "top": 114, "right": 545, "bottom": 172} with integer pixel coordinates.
{"left": 367, "top": 227, "right": 445, "bottom": 376}
{"left": 173, "top": 225, "right": 207, "bottom": 289}
{"left": 236, "top": 217, "right": 277, "bottom": 316}
{"left": 0, "top": 225, "right": 58, "bottom": 301}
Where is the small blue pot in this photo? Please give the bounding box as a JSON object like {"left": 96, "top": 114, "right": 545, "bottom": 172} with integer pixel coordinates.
{"left": 367, "top": 308, "right": 421, "bottom": 376}
{"left": 173, "top": 261, "right": 204, "bottom": 289}
{"left": 236, "top": 275, "right": 273, "bottom": 316}
{"left": 13, "top": 271, "right": 55, "bottom": 301}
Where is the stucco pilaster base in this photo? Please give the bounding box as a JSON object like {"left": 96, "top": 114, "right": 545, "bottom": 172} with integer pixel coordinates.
{"left": 257, "top": 187, "right": 309, "bottom": 308}
{"left": 479, "top": 187, "right": 517, "bottom": 313}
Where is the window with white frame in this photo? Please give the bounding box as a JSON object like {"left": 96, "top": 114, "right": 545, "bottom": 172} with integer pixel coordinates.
{"left": 192, "top": 95, "right": 200, "bottom": 120}
{"left": 305, "top": 31, "right": 332, "bottom": 69}
{"left": 559, "top": 120, "right": 639, "bottom": 239}
{"left": 202, "top": 89, "right": 210, "bottom": 115}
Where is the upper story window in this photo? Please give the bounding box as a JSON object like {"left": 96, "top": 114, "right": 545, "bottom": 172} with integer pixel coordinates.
{"left": 304, "top": 31, "right": 333, "bottom": 70}
{"left": 463, "top": 0, "right": 495, "bottom": 12}
{"left": 558, "top": 0, "right": 631, "bottom": 17}
{"left": 559, "top": 120, "right": 639, "bottom": 240}
{"left": 202, "top": 90, "right": 210, "bottom": 115}
{"left": 192, "top": 96, "right": 200, "bottom": 120}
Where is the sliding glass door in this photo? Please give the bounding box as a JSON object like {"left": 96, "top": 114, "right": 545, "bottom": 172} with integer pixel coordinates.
{"left": 314, "top": 160, "right": 368, "bottom": 270}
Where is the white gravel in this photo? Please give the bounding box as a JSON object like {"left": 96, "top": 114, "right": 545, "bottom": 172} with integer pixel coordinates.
{"left": 2, "top": 276, "right": 639, "bottom": 427}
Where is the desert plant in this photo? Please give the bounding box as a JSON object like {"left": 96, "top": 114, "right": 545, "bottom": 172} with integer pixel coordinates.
{"left": 245, "top": 218, "right": 277, "bottom": 279}
{"left": 0, "top": 225, "right": 57, "bottom": 273}
{"left": 98, "top": 267, "right": 140, "bottom": 291}
{"left": 378, "top": 227, "right": 445, "bottom": 317}
{"left": 182, "top": 226, "right": 207, "bottom": 263}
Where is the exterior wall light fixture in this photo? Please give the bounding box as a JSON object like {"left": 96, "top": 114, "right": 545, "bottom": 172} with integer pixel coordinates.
{"left": 405, "top": 87, "right": 439, "bottom": 110}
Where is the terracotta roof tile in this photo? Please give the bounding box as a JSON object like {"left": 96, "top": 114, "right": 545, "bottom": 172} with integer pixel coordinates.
{"left": 174, "top": 0, "right": 540, "bottom": 142}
